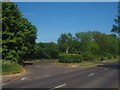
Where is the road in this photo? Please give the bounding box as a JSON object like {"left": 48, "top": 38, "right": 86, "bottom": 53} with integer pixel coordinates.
{"left": 2, "top": 61, "right": 120, "bottom": 89}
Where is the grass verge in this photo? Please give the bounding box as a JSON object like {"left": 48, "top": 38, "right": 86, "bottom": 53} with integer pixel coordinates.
{"left": 54, "top": 59, "right": 118, "bottom": 68}
{"left": 0, "top": 60, "right": 23, "bottom": 75}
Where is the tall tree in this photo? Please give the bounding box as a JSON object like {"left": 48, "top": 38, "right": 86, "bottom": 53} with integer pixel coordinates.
{"left": 111, "top": 1, "right": 120, "bottom": 56}
{"left": 2, "top": 2, "right": 37, "bottom": 64}
{"left": 75, "top": 31, "right": 93, "bottom": 54}
{"left": 57, "top": 33, "right": 76, "bottom": 53}
{"left": 111, "top": 2, "right": 120, "bottom": 37}
{"left": 0, "top": 2, "right": 2, "bottom": 60}
{"left": 93, "top": 31, "right": 118, "bottom": 56}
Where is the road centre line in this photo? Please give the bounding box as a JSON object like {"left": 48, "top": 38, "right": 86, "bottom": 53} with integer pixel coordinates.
{"left": 35, "top": 76, "right": 41, "bottom": 79}
{"left": 88, "top": 73, "right": 95, "bottom": 77}
{"left": 50, "top": 84, "right": 66, "bottom": 90}
{"left": 99, "top": 64, "right": 103, "bottom": 65}
{"left": 21, "top": 77, "right": 29, "bottom": 81}
{"left": 44, "top": 74, "right": 50, "bottom": 77}
{"left": 2, "top": 83, "right": 5, "bottom": 86}
{"left": 21, "top": 77, "right": 27, "bottom": 81}
{"left": 104, "top": 68, "right": 108, "bottom": 70}
{"left": 36, "top": 66, "right": 41, "bottom": 67}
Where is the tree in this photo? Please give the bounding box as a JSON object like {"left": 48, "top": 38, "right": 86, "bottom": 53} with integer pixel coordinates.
{"left": 2, "top": 2, "right": 37, "bottom": 64}
{"left": 34, "top": 42, "right": 59, "bottom": 59}
{"left": 111, "top": 1, "right": 120, "bottom": 56}
{"left": 111, "top": 2, "right": 120, "bottom": 37}
{"left": 57, "top": 33, "right": 76, "bottom": 54}
{"left": 0, "top": 2, "right": 2, "bottom": 60}
{"left": 93, "top": 31, "right": 118, "bottom": 57}
{"left": 75, "top": 31, "right": 93, "bottom": 54}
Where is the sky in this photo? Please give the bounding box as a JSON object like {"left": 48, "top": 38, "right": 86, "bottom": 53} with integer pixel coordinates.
{"left": 15, "top": 2, "right": 118, "bottom": 43}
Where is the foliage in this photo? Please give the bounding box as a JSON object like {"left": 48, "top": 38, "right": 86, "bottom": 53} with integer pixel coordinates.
{"left": 57, "top": 31, "right": 118, "bottom": 63}
{"left": 111, "top": 1, "right": 120, "bottom": 37}
{"left": 93, "top": 31, "right": 118, "bottom": 56}
{"left": 2, "top": 2, "right": 119, "bottom": 64}
{"left": 2, "top": 60, "right": 22, "bottom": 75}
{"left": 59, "top": 54, "right": 82, "bottom": 63}
{"left": 57, "top": 33, "right": 77, "bottom": 54}
{"left": 34, "top": 42, "right": 59, "bottom": 59}
{"left": 2, "top": 2, "right": 37, "bottom": 64}
{"left": 82, "top": 52, "right": 95, "bottom": 61}
{"left": 0, "top": 2, "right": 2, "bottom": 60}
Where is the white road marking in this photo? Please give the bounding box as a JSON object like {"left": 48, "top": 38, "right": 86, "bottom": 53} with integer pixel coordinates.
{"left": 88, "top": 73, "right": 95, "bottom": 77}
{"left": 44, "top": 75, "right": 50, "bottom": 77}
{"left": 99, "top": 64, "right": 103, "bottom": 65}
{"left": 36, "top": 66, "right": 41, "bottom": 67}
{"left": 21, "top": 77, "right": 27, "bottom": 81}
{"left": 50, "top": 84, "right": 66, "bottom": 90}
{"left": 104, "top": 68, "right": 108, "bottom": 70}
{"left": 2, "top": 83, "right": 5, "bottom": 86}
{"left": 35, "top": 77, "right": 41, "bottom": 79}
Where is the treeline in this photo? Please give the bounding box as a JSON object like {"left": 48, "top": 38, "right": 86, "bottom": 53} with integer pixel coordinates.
{"left": 2, "top": 2, "right": 120, "bottom": 65}
{"left": 27, "top": 42, "right": 59, "bottom": 59}
{"left": 32, "top": 31, "right": 119, "bottom": 62}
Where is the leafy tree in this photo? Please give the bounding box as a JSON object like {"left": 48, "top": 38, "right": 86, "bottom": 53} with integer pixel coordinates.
{"left": 111, "top": 2, "right": 120, "bottom": 56}
{"left": 57, "top": 33, "right": 75, "bottom": 53}
{"left": 111, "top": 2, "right": 120, "bottom": 37}
{"left": 0, "top": 2, "right": 2, "bottom": 60}
{"left": 93, "top": 31, "right": 118, "bottom": 57}
{"left": 75, "top": 31, "right": 93, "bottom": 54}
{"left": 34, "top": 42, "right": 59, "bottom": 59}
{"left": 2, "top": 2, "right": 37, "bottom": 64}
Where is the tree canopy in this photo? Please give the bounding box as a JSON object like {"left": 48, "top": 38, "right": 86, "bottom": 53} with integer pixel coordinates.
{"left": 2, "top": 2, "right": 37, "bottom": 64}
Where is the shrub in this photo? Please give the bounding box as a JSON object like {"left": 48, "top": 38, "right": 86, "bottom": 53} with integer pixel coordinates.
{"left": 103, "top": 53, "right": 113, "bottom": 59}
{"left": 59, "top": 54, "right": 82, "bottom": 63}
{"left": 100, "top": 56, "right": 106, "bottom": 61}
{"left": 82, "top": 52, "right": 94, "bottom": 61}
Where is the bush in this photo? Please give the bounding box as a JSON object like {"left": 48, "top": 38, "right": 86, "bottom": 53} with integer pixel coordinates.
{"left": 59, "top": 54, "right": 82, "bottom": 63}
{"left": 103, "top": 53, "right": 113, "bottom": 59}
{"left": 82, "top": 52, "right": 94, "bottom": 61}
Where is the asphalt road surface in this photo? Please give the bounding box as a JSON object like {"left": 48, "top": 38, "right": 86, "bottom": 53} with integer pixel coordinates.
{"left": 2, "top": 61, "right": 120, "bottom": 89}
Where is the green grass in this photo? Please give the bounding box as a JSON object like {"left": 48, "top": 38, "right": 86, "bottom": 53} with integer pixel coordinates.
{"left": 55, "top": 58, "right": 118, "bottom": 68}
{"left": 0, "top": 60, "right": 23, "bottom": 75}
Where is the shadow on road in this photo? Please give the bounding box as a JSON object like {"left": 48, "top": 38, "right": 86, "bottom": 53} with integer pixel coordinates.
{"left": 23, "top": 62, "right": 34, "bottom": 66}
{"left": 97, "top": 62, "right": 120, "bottom": 70}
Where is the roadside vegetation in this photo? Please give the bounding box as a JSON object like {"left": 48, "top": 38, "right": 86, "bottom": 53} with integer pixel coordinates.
{"left": 1, "top": 2, "right": 120, "bottom": 74}
{"left": 0, "top": 60, "right": 23, "bottom": 75}
{"left": 2, "top": 62, "right": 22, "bottom": 75}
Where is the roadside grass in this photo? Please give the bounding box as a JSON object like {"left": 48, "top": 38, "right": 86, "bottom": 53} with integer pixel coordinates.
{"left": 102, "top": 58, "right": 118, "bottom": 62}
{"left": 54, "top": 58, "right": 118, "bottom": 68}
{"left": 0, "top": 60, "right": 23, "bottom": 75}
{"left": 0, "top": 60, "right": 2, "bottom": 75}
{"left": 25, "top": 59, "right": 58, "bottom": 63}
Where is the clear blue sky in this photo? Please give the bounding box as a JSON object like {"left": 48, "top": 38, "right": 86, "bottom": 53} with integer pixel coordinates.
{"left": 15, "top": 2, "right": 118, "bottom": 43}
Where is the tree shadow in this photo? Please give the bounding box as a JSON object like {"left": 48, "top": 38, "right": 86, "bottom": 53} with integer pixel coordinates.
{"left": 23, "top": 62, "right": 34, "bottom": 66}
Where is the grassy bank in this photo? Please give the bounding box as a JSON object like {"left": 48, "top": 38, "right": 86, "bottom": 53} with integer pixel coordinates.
{"left": 54, "top": 58, "right": 118, "bottom": 68}
{"left": 0, "top": 60, "right": 23, "bottom": 75}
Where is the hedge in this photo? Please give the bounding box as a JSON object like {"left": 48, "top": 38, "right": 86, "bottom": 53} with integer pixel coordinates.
{"left": 59, "top": 54, "right": 82, "bottom": 63}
